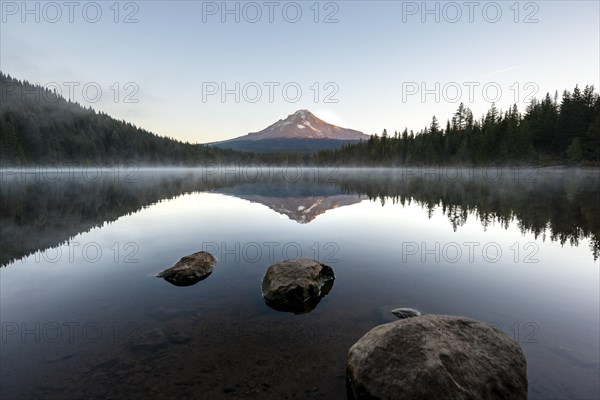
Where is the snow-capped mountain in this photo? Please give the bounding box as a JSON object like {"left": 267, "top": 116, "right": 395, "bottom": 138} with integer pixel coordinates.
{"left": 242, "top": 109, "right": 367, "bottom": 141}
{"left": 210, "top": 110, "right": 368, "bottom": 153}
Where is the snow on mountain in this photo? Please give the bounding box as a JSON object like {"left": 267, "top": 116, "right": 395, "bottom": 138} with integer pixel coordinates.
{"left": 224, "top": 110, "right": 368, "bottom": 142}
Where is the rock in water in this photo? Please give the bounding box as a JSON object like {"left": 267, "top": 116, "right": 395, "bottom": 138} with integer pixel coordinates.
{"left": 156, "top": 251, "right": 216, "bottom": 287}
{"left": 347, "top": 315, "right": 527, "bottom": 400}
{"left": 390, "top": 307, "right": 421, "bottom": 319}
{"left": 261, "top": 259, "right": 335, "bottom": 314}
{"left": 129, "top": 328, "right": 168, "bottom": 351}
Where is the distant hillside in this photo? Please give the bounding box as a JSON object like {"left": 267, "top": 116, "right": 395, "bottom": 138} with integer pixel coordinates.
{"left": 3, "top": 72, "right": 598, "bottom": 166}
{"left": 0, "top": 72, "right": 252, "bottom": 165}
{"left": 211, "top": 109, "right": 368, "bottom": 153}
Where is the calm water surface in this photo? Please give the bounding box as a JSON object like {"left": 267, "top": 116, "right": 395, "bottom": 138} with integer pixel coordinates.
{"left": 1, "top": 168, "right": 599, "bottom": 399}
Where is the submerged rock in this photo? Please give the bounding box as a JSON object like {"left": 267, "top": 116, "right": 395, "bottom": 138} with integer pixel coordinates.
{"left": 169, "top": 331, "right": 191, "bottom": 345}
{"left": 156, "top": 251, "right": 216, "bottom": 287}
{"left": 390, "top": 307, "right": 421, "bottom": 319}
{"left": 129, "top": 328, "right": 168, "bottom": 351}
{"left": 261, "top": 259, "right": 335, "bottom": 314}
{"left": 347, "top": 314, "right": 527, "bottom": 400}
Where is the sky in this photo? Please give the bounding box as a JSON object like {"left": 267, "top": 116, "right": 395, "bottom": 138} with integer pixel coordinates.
{"left": 1, "top": 0, "right": 599, "bottom": 143}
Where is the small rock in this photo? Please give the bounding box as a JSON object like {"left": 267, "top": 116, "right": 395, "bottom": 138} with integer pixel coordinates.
{"left": 390, "top": 307, "right": 421, "bottom": 319}
{"left": 130, "top": 328, "right": 168, "bottom": 351}
{"left": 261, "top": 259, "right": 335, "bottom": 314}
{"left": 223, "top": 385, "right": 238, "bottom": 393}
{"left": 156, "top": 251, "right": 216, "bottom": 287}
{"left": 170, "top": 332, "right": 191, "bottom": 344}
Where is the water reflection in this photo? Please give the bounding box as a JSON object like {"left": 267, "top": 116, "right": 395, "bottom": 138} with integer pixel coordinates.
{"left": 1, "top": 167, "right": 598, "bottom": 399}
{"left": 217, "top": 182, "right": 365, "bottom": 223}
{"left": 337, "top": 169, "right": 600, "bottom": 260}
{"left": 262, "top": 279, "right": 334, "bottom": 314}
{"left": 2, "top": 168, "right": 598, "bottom": 266}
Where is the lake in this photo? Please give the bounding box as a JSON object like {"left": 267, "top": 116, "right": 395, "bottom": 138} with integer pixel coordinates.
{"left": 1, "top": 166, "right": 599, "bottom": 399}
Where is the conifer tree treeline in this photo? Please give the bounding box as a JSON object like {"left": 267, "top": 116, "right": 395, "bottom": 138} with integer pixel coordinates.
{"left": 317, "top": 87, "right": 600, "bottom": 165}
{"left": 0, "top": 72, "right": 264, "bottom": 165}
{"left": 1, "top": 72, "right": 599, "bottom": 165}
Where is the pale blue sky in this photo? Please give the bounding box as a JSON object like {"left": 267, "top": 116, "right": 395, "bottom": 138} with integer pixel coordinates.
{"left": 1, "top": 0, "right": 599, "bottom": 142}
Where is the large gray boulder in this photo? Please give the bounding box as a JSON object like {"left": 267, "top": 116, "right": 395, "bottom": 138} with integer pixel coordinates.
{"left": 261, "top": 259, "right": 334, "bottom": 314}
{"left": 347, "top": 315, "right": 527, "bottom": 400}
{"left": 156, "top": 251, "right": 216, "bottom": 286}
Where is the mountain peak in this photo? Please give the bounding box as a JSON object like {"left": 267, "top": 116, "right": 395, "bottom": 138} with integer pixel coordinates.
{"left": 230, "top": 109, "right": 367, "bottom": 141}
{"left": 210, "top": 109, "right": 369, "bottom": 153}
{"left": 291, "top": 109, "right": 311, "bottom": 119}
{"left": 277, "top": 109, "right": 315, "bottom": 125}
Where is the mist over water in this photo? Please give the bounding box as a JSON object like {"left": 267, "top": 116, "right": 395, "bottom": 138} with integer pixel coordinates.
{"left": 1, "top": 167, "right": 599, "bottom": 399}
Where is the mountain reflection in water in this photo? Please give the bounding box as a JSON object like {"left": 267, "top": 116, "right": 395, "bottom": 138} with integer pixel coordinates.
{"left": 1, "top": 167, "right": 599, "bottom": 400}
{"left": 1, "top": 167, "right": 598, "bottom": 266}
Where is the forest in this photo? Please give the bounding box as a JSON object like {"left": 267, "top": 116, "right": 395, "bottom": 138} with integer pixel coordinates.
{"left": 317, "top": 87, "right": 600, "bottom": 165}
{"left": 0, "top": 72, "right": 262, "bottom": 165}
{"left": 1, "top": 71, "right": 599, "bottom": 165}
